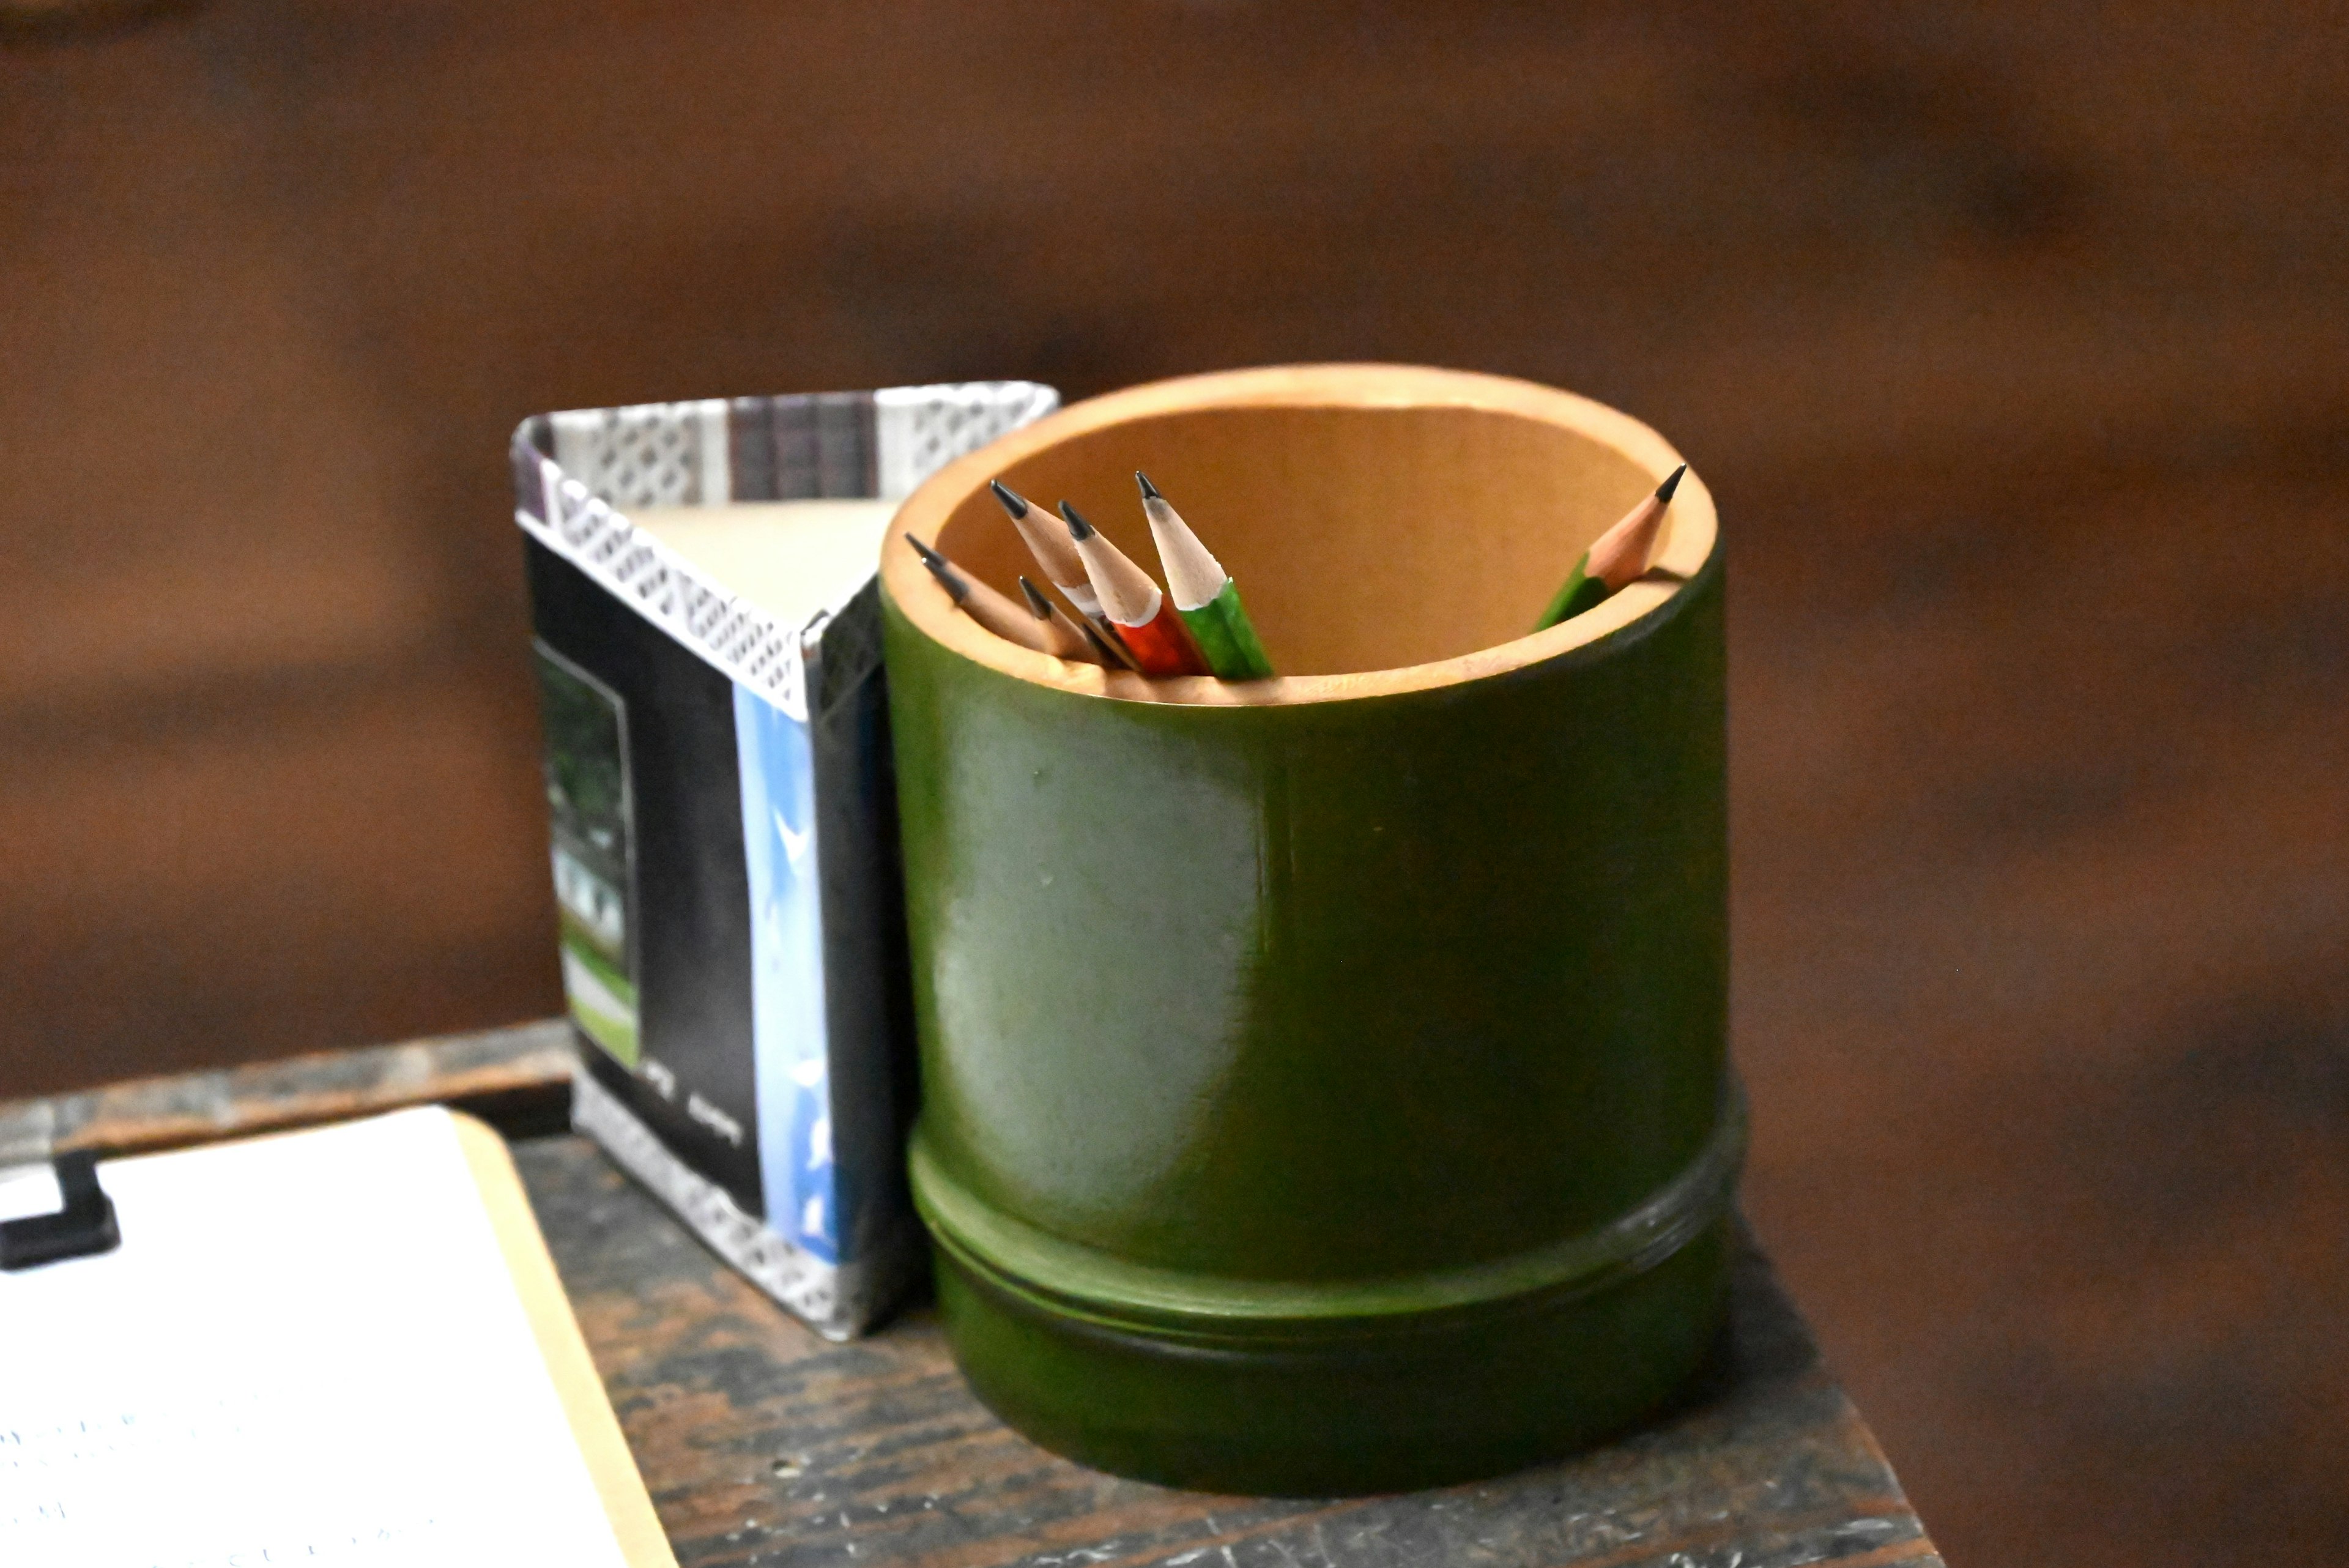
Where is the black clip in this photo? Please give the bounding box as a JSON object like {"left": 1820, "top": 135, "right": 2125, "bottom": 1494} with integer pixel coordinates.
{"left": 1, "top": 1148, "right": 121, "bottom": 1271}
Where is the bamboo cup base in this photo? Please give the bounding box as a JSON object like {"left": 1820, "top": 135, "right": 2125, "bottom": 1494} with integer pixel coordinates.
{"left": 935, "top": 1219, "right": 1734, "bottom": 1497}
{"left": 910, "top": 1083, "right": 1744, "bottom": 1495}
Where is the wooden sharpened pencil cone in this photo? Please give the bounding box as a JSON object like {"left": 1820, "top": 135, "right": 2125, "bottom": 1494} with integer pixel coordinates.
{"left": 1017, "top": 576, "right": 1109, "bottom": 665}
{"left": 1535, "top": 463, "right": 1687, "bottom": 631}
{"left": 1071, "top": 608, "right": 1138, "bottom": 670}
{"left": 904, "top": 533, "right": 1054, "bottom": 655}
{"left": 1135, "top": 471, "right": 1275, "bottom": 682}
{"left": 991, "top": 478, "right": 1132, "bottom": 655}
{"left": 1058, "top": 502, "right": 1211, "bottom": 677}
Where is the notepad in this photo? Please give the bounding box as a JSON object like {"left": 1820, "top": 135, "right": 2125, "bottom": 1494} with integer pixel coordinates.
{"left": 0, "top": 1109, "right": 673, "bottom": 1568}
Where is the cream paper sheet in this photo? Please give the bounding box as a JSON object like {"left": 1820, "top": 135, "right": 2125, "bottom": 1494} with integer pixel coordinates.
{"left": 0, "top": 1109, "right": 634, "bottom": 1568}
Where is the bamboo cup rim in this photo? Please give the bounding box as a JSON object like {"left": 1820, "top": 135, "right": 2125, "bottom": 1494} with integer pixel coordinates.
{"left": 882, "top": 363, "right": 1718, "bottom": 707}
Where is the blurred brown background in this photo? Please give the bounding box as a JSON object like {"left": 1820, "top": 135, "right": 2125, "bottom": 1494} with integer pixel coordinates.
{"left": 5, "top": 1, "right": 2346, "bottom": 1561}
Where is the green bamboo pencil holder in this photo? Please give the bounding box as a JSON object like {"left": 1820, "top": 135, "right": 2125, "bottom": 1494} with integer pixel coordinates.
{"left": 878, "top": 364, "right": 1734, "bottom": 1496}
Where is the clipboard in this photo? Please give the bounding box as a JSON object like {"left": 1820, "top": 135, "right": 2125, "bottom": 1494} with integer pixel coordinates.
{"left": 0, "top": 1108, "right": 677, "bottom": 1568}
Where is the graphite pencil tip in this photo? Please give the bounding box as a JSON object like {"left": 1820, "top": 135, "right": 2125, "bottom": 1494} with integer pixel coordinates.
{"left": 1057, "top": 500, "right": 1096, "bottom": 540}
{"left": 1135, "top": 470, "right": 1163, "bottom": 501}
{"left": 1655, "top": 463, "right": 1688, "bottom": 504}
{"left": 1017, "top": 576, "right": 1053, "bottom": 619}
{"left": 914, "top": 560, "right": 965, "bottom": 603}
{"left": 989, "top": 479, "right": 1030, "bottom": 519}
{"left": 906, "top": 535, "right": 969, "bottom": 602}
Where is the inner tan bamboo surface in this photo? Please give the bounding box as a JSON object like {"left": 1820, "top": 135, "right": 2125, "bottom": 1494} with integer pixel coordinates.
{"left": 884, "top": 364, "right": 1716, "bottom": 706}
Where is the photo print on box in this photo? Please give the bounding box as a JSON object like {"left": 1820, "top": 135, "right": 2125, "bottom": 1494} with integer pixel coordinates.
{"left": 533, "top": 641, "right": 639, "bottom": 1069}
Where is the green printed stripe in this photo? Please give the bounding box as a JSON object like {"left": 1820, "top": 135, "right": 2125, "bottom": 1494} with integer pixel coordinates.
{"left": 1176, "top": 578, "right": 1277, "bottom": 680}
{"left": 1535, "top": 553, "right": 1613, "bottom": 630}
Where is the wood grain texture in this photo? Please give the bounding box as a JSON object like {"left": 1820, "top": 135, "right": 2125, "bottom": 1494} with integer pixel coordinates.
{"left": 0, "top": 1019, "right": 574, "bottom": 1161}
{"left": 514, "top": 1133, "right": 1939, "bottom": 1568}
{"left": 1731, "top": 467, "right": 2349, "bottom": 1566}
{"left": 5, "top": 2, "right": 2347, "bottom": 1559}
{"left": 0, "top": 1042, "right": 1940, "bottom": 1564}
{"left": 9, "top": 0, "right": 2345, "bottom": 1094}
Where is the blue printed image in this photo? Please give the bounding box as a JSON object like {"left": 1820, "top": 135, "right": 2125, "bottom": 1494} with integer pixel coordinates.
{"left": 733, "top": 684, "right": 841, "bottom": 1264}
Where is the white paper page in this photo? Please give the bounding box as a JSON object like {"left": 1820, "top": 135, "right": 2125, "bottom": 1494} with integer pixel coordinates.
{"left": 630, "top": 499, "right": 900, "bottom": 630}
{"left": 0, "top": 1109, "right": 633, "bottom": 1568}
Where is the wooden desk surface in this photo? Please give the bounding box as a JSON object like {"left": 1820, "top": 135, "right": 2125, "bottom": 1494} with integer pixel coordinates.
{"left": 0, "top": 1024, "right": 1942, "bottom": 1568}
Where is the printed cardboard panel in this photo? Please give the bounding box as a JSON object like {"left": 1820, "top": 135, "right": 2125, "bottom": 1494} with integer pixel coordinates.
{"left": 514, "top": 384, "right": 1058, "bottom": 1336}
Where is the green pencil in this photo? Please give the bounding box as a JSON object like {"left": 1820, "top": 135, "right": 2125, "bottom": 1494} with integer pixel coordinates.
{"left": 1135, "top": 472, "right": 1276, "bottom": 681}
{"left": 1535, "top": 463, "right": 1686, "bottom": 630}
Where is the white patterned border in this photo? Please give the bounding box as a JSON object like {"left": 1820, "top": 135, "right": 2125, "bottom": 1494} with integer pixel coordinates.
{"left": 549, "top": 399, "right": 732, "bottom": 509}
{"left": 520, "top": 453, "right": 815, "bottom": 715}
{"left": 574, "top": 1070, "right": 900, "bottom": 1340}
{"left": 874, "top": 382, "right": 1061, "bottom": 499}
{"left": 516, "top": 383, "right": 1057, "bottom": 723}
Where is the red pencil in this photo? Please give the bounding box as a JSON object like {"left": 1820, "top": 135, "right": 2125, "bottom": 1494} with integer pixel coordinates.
{"left": 1058, "top": 502, "right": 1209, "bottom": 677}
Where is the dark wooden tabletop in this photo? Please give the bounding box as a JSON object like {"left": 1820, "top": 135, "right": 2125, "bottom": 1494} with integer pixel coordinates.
{"left": 0, "top": 1025, "right": 1942, "bottom": 1568}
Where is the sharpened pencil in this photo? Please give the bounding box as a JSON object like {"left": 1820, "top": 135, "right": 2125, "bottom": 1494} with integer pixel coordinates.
{"left": 1136, "top": 472, "right": 1275, "bottom": 681}
{"left": 1084, "top": 618, "right": 1141, "bottom": 671}
{"left": 1059, "top": 502, "right": 1210, "bottom": 677}
{"left": 1535, "top": 463, "right": 1686, "bottom": 630}
{"left": 991, "top": 479, "right": 1137, "bottom": 665}
{"left": 905, "top": 533, "right": 1053, "bottom": 654}
{"left": 1018, "top": 576, "right": 1110, "bottom": 665}
{"left": 1059, "top": 591, "right": 1140, "bottom": 669}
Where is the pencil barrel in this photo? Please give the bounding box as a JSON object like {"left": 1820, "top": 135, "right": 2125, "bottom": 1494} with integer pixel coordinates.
{"left": 1078, "top": 616, "right": 1138, "bottom": 670}
{"left": 1175, "top": 579, "right": 1276, "bottom": 680}
{"left": 1536, "top": 554, "right": 1610, "bottom": 629}
{"left": 1110, "top": 601, "right": 1211, "bottom": 677}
